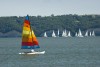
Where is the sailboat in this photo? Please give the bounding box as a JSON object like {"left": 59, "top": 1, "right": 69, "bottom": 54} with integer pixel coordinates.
{"left": 52, "top": 30, "right": 56, "bottom": 37}
{"left": 75, "top": 32, "right": 78, "bottom": 37}
{"left": 62, "top": 30, "right": 67, "bottom": 37}
{"left": 89, "top": 32, "right": 92, "bottom": 36}
{"left": 77, "top": 29, "right": 83, "bottom": 37}
{"left": 62, "top": 30, "right": 65, "bottom": 37}
{"left": 57, "top": 29, "right": 59, "bottom": 37}
{"left": 64, "top": 29, "right": 68, "bottom": 37}
{"left": 67, "top": 31, "right": 71, "bottom": 37}
{"left": 92, "top": 31, "right": 95, "bottom": 36}
{"left": 19, "top": 15, "right": 45, "bottom": 55}
{"left": 85, "top": 31, "right": 88, "bottom": 37}
{"left": 44, "top": 32, "right": 47, "bottom": 37}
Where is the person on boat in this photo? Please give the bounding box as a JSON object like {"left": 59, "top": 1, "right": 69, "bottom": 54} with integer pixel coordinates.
{"left": 31, "top": 49, "right": 35, "bottom": 52}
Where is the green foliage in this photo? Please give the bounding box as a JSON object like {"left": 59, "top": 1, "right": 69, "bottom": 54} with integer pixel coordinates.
{"left": 0, "top": 14, "right": 100, "bottom": 37}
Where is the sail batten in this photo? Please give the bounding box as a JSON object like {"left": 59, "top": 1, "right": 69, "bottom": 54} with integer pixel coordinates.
{"left": 21, "top": 15, "right": 40, "bottom": 49}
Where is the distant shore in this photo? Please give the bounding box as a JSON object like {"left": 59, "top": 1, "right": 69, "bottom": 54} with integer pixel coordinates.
{"left": 0, "top": 15, "right": 100, "bottom": 37}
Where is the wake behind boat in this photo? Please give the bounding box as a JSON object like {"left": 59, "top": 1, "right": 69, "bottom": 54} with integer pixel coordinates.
{"left": 19, "top": 15, "right": 45, "bottom": 55}
{"left": 19, "top": 50, "right": 45, "bottom": 55}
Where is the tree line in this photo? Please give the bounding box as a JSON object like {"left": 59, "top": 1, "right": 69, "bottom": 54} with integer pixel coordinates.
{"left": 0, "top": 14, "right": 100, "bottom": 37}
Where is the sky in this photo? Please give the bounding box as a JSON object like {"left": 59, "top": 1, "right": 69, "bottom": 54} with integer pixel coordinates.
{"left": 0, "top": 0, "right": 100, "bottom": 16}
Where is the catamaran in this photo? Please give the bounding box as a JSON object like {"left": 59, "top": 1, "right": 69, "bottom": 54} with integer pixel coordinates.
{"left": 19, "top": 15, "right": 45, "bottom": 55}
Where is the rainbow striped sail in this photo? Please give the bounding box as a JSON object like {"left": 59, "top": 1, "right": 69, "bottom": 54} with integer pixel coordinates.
{"left": 21, "top": 15, "right": 40, "bottom": 49}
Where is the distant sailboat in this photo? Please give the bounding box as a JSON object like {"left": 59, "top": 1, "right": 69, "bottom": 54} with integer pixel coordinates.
{"left": 89, "top": 32, "right": 92, "bottom": 36}
{"left": 64, "top": 29, "right": 68, "bottom": 37}
{"left": 52, "top": 30, "right": 56, "bottom": 37}
{"left": 19, "top": 15, "right": 45, "bottom": 55}
{"left": 57, "top": 29, "right": 60, "bottom": 37}
{"left": 67, "top": 31, "right": 71, "bottom": 37}
{"left": 62, "top": 30, "right": 65, "bottom": 37}
{"left": 75, "top": 32, "right": 78, "bottom": 37}
{"left": 77, "top": 29, "right": 83, "bottom": 37}
{"left": 44, "top": 32, "right": 47, "bottom": 37}
{"left": 85, "top": 31, "right": 88, "bottom": 37}
{"left": 92, "top": 31, "right": 95, "bottom": 36}
{"left": 62, "top": 30, "right": 67, "bottom": 37}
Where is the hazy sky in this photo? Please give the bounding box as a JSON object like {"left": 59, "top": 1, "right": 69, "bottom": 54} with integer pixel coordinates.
{"left": 0, "top": 0, "right": 100, "bottom": 16}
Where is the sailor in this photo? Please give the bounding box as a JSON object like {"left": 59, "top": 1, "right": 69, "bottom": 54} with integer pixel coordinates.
{"left": 31, "top": 49, "right": 35, "bottom": 52}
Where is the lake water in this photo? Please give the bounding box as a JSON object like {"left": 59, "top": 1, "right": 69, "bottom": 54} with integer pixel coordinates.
{"left": 0, "top": 37, "right": 100, "bottom": 67}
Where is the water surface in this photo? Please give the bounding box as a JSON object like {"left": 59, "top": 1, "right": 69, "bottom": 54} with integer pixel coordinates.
{"left": 0, "top": 37, "right": 100, "bottom": 67}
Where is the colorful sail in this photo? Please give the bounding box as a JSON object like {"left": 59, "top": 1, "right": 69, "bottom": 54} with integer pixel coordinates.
{"left": 21, "top": 15, "right": 40, "bottom": 49}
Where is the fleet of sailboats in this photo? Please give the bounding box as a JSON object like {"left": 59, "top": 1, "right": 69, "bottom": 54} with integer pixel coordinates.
{"left": 43, "top": 29, "right": 96, "bottom": 37}
{"left": 85, "top": 30, "right": 95, "bottom": 37}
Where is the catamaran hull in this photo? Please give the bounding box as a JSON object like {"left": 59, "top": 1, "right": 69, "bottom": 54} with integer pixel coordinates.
{"left": 19, "top": 51, "right": 45, "bottom": 55}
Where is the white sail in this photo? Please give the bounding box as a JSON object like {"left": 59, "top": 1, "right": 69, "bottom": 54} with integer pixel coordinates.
{"left": 64, "top": 29, "right": 68, "bottom": 37}
{"left": 77, "top": 29, "right": 83, "bottom": 37}
{"left": 62, "top": 30, "right": 65, "bottom": 37}
{"left": 44, "top": 32, "right": 47, "bottom": 37}
{"left": 92, "top": 31, "right": 95, "bottom": 36}
{"left": 68, "top": 31, "right": 71, "bottom": 37}
{"left": 85, "top": 31, "right": 88, "bottom": 37}
{"left": 90, "top": 32, "right": 92, "bottom": 36}
{"left": 57, "top": 29, "right": 60, "bottom": 37}
{"left": 52, "top": 30, "right": 56, "bottom": 37}
{"left": 62, "top": 30, "right": 67, "bottom": 37}
{"left": 75, "top": 32, "right": 78, "bottom": 37}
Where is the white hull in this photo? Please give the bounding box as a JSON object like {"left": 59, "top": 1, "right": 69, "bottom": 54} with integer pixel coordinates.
{"left": 19, "top": 51, "right": 45, "bottom": 55}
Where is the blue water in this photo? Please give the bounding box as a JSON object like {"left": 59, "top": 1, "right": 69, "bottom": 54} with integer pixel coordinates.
{"left": 0, "top": 37, "right": 100, "bottom": 67}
